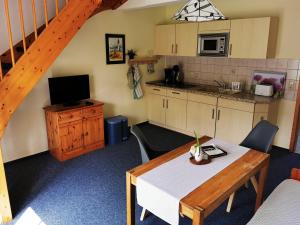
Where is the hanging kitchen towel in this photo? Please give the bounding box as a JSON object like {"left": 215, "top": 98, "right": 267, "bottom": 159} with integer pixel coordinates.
{"left": 127, "top": 64, "right": 143, "bottom": 99}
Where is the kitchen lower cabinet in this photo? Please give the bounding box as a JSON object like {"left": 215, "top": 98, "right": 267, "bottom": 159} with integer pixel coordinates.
{"left": 215, "top": 107, "right": 253, "bottom": 144}
{"left": 146, "top": 85, "right": 275, "bottom": 144}
{"left": 187, "top": 101, "right": 216, "bottom": 137}
{"left": 148, "top": 93, "right": 166, "bottom": 126}
{"left": 166, "top": 97, "right": 187, "bottom": 130}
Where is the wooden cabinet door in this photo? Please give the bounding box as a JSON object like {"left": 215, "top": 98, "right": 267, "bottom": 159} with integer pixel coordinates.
{"left": 198, "top": 20, "right": 231, "bottom": 33}
{"left": 229, "top": 17, "right": 271, "bottom": 58}
{"left": 187, "top": 101, "right": 216, "bottom": 137}
{"left": 166, "top": 97, "right": 187, "bottom": 130}
{"left": 215, "top": 107, "right": 253, "bottom": 144}
{"left": 154, "top": 24, "right": 176, "bottom": 56}
{"left": 148, "top": 94, "right": 166, "bottom": 125}
{"left": 59, "top": 121, "right": 83, "bottom": 153}
{"left": 83, "top": 116, "right": 104, "bottom": 147}
{"left": 175, "top": 23, "right": 198, "bottom": 56}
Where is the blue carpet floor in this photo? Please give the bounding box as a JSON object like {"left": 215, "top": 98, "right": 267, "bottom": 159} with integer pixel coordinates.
{"left": 5, "top": 122, "right": 300, "bottom": 225}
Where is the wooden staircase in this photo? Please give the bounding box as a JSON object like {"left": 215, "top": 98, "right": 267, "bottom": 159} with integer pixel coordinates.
{"left": 0, "top": 0, "right": 127, "bottom": 223}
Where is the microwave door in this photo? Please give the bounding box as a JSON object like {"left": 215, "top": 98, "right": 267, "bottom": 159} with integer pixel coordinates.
{"left": 201, "top": 37, "right": 219, "bottom": 54}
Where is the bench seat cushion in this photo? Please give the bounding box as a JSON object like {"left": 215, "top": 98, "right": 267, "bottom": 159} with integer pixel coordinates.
{"left": 247, "top": 179, "right": 300, "bottom": 225}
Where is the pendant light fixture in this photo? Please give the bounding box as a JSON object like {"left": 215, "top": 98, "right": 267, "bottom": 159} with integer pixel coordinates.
{"left": 174, "top": 0, "right": 225, "bottom": 22}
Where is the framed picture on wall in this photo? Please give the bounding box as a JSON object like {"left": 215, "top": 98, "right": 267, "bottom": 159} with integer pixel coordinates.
{"left": 105, "top": 34, "right": 126, "bottom": 64}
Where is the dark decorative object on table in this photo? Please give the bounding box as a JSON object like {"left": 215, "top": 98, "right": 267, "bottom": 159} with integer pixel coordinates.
{"left": 105, "top": 33, "right": 126, "bottom": 64}
{"left": 127, "top": 49, "right": 136, "bottom": 60}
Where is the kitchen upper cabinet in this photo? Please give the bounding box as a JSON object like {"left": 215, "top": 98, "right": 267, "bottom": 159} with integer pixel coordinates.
{"left": 215, "top": 107, "right": 253, "bottom": 144}
{"left": 154, "top": 23, "right": 198, "bottom": 56}
{"left": 154, "top": 24, "right": 175, "bottom": 56}
{"left": 187, "top": 101, "right": 216, "bottom": 137}
{"left": 175, "top": 23, "right": 198, "bottom": 56}
{"left": 166, "top": 97, "right": 187, "bottom": 130}
{"left": 229, "top": 17, "right": 277, "bottom": 59}
{"left": 198, "top": 20, "right": 231, "bottom": 34}
{"left": 148, "top": 93, "right": 166, "bottom": 125}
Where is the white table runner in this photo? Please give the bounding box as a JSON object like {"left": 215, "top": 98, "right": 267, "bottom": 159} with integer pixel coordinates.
{"left": 136, "top": 139, "right": 249, "bottom": 225}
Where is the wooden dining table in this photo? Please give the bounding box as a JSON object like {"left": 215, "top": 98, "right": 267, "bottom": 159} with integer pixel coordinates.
{"left": 126, "top": 136, "right": 270, "bottom": 225}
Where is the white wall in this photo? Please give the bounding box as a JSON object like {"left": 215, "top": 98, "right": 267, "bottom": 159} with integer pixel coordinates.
{"left": 1, "top": 70, "right": 52, "bottom": 162}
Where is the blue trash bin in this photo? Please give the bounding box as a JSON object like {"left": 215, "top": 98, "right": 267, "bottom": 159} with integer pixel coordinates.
{"left": 105, "top": 115, "right": 128, "bottom": 145}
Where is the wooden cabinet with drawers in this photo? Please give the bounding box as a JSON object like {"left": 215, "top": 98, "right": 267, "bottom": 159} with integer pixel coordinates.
{"left": 44, "top": 100, "right": 104, "bottom": 161}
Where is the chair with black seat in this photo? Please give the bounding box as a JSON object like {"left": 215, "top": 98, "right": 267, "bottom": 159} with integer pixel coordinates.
{"left": 130, "top": 125, "right": 172, "bottom": 221}
{"left": 226, "top": 120, "right": 279, "bottom": 213}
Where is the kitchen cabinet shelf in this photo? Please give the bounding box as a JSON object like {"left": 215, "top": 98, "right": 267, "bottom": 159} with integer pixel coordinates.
{"left": 128, "top": 56, "right": 159, "bottom": 65}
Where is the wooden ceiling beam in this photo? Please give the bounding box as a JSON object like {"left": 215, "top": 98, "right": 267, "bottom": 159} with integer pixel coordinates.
{"left": 92, "top": 0, "right": 128, "bottom": 15}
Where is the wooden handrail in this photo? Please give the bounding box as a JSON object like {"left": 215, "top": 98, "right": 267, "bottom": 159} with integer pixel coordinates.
{"left": 43, "top": 0, "right": 49, "bottom": 27}
{"left": 31, "top": 0, "right": 38, "bottom": 40}
{"left": 18, "top": 0, "right": 27, "bottom": 53}
{"left": 4, "top": 0, "right": 16, "bottom": 66}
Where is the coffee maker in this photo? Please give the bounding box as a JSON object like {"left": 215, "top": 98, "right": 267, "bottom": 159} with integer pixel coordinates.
{"left": 164, "top": 65, "right": 184, "bottom": 85}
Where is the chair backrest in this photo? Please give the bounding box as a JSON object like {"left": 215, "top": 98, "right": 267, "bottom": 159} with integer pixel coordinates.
{"left": 240, "top": 120, "right": 279, "bottom": 153}
{"left": 130, "top": 125, "right": 152, "bottom": 163}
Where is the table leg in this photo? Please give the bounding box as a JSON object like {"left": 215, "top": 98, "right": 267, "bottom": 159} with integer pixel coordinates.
{"left": 126, "top": 172, "right": 135, "bottom": 225}
{"left": 255, "top": 158, "right": 270, "bottom": 211}
{"left": 192, "top": 207, "right": 204, "bottom": 225}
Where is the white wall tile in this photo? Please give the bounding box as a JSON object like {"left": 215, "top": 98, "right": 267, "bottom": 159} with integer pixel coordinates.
{"left": 288, "top": 59, "right": 300, "bottom": 69}
{"left": 287, "top": 70, "right": 298, "bottom": 80}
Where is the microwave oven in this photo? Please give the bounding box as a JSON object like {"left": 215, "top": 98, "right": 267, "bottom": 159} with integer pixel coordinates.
{"left": 198, "top": 33, "right": 229, "bottom": 57}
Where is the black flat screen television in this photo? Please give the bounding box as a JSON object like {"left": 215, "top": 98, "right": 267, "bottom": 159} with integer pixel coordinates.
{"left": 48, "top": 75, "right": 90, "bottom": 106}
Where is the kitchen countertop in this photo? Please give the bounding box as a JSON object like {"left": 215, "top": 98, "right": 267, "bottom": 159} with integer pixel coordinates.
{"left": 146, "top": 80, "right": 277, "bottom": 104}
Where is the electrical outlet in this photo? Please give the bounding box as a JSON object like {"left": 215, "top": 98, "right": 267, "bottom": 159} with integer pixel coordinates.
{"left": 288, "top": 80, "right": 296, "bottom": 90}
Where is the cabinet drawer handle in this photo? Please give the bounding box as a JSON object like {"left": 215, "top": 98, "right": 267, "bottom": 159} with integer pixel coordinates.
{"left": 172, "top": 91, "right": 180, "bottom": 95}
{"left": 212, "top": 109, "right": 215, "bottom": 119}
{"left": 217, "top": 110, "right": 220, "bottom": 120}
{"left": 153, "top": 88, "right": 160, "bottom": 91}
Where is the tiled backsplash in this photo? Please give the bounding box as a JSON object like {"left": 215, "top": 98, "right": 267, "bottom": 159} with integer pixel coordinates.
{"left": 165, "top": 56, "right": 299, "bottom": 101}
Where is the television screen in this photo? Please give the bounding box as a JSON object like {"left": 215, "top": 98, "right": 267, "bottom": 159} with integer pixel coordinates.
{"left": 48, "top": 75, "right": 90, "bottom": 105}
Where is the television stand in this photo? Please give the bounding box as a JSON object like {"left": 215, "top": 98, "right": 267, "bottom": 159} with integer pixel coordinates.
{"left": 44, "top": 99, "right": 104, "bottom": 161}
{"left": 63, "top": 101, "right": 80, "bottom": 107}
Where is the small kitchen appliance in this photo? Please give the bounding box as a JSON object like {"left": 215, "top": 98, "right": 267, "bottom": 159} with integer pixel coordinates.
{"left": 198, "top": 33, "right": 229, "bottom": 57}
{"left": 255, "top": 84, "right": 274, "bottom": 97}
{"left": 164, "top": 65, "right": 184, "bottom": 84}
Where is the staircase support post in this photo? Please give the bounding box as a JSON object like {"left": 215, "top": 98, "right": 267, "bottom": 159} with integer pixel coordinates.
{"left": 0, "top": 145, "right": 12, "bottom": 223}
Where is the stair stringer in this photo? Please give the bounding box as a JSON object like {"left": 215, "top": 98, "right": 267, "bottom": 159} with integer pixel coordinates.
{"left": 0, "top": 0, "right": 102, "bottom": 222}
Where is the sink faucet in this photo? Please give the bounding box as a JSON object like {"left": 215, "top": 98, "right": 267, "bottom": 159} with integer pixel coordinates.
{"left": 214, "top": 80, "right": 227, "bottom": 89}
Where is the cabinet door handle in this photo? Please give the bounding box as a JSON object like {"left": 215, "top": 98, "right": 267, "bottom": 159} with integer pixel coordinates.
{"left": 229, "top": 44, "right": 232, "bottom": 56}
{"left": 212, "top": 109, "right": 215, "bottom": 119}
{"left": 166, "top": 99, "right": 168, "bottom": 109}
{"left": 172, "top": 91, "right": 180, "bottom": 95}
{"left": 175, "top": 44, "right": 178, "bottom": 54}
{"left": 163, "top": 99, "right": 165, "bottom": 108}
{"left": 153, "top": 88, "right": 160, "bottom": 92}
{"left": 171, "top": 44, "right": 174, "bottom": 54}
{"left": 217, "top": 110, "right": 220, "bottom": 121}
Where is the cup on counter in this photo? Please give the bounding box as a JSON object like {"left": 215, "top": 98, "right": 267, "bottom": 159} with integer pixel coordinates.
{"left": 231, "top": 82, "right": 241, "bottom": 91}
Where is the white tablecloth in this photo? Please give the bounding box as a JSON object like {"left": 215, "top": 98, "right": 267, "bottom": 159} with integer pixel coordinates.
{"left": 136, "top": 139, "right": 249, "bottom": 225}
